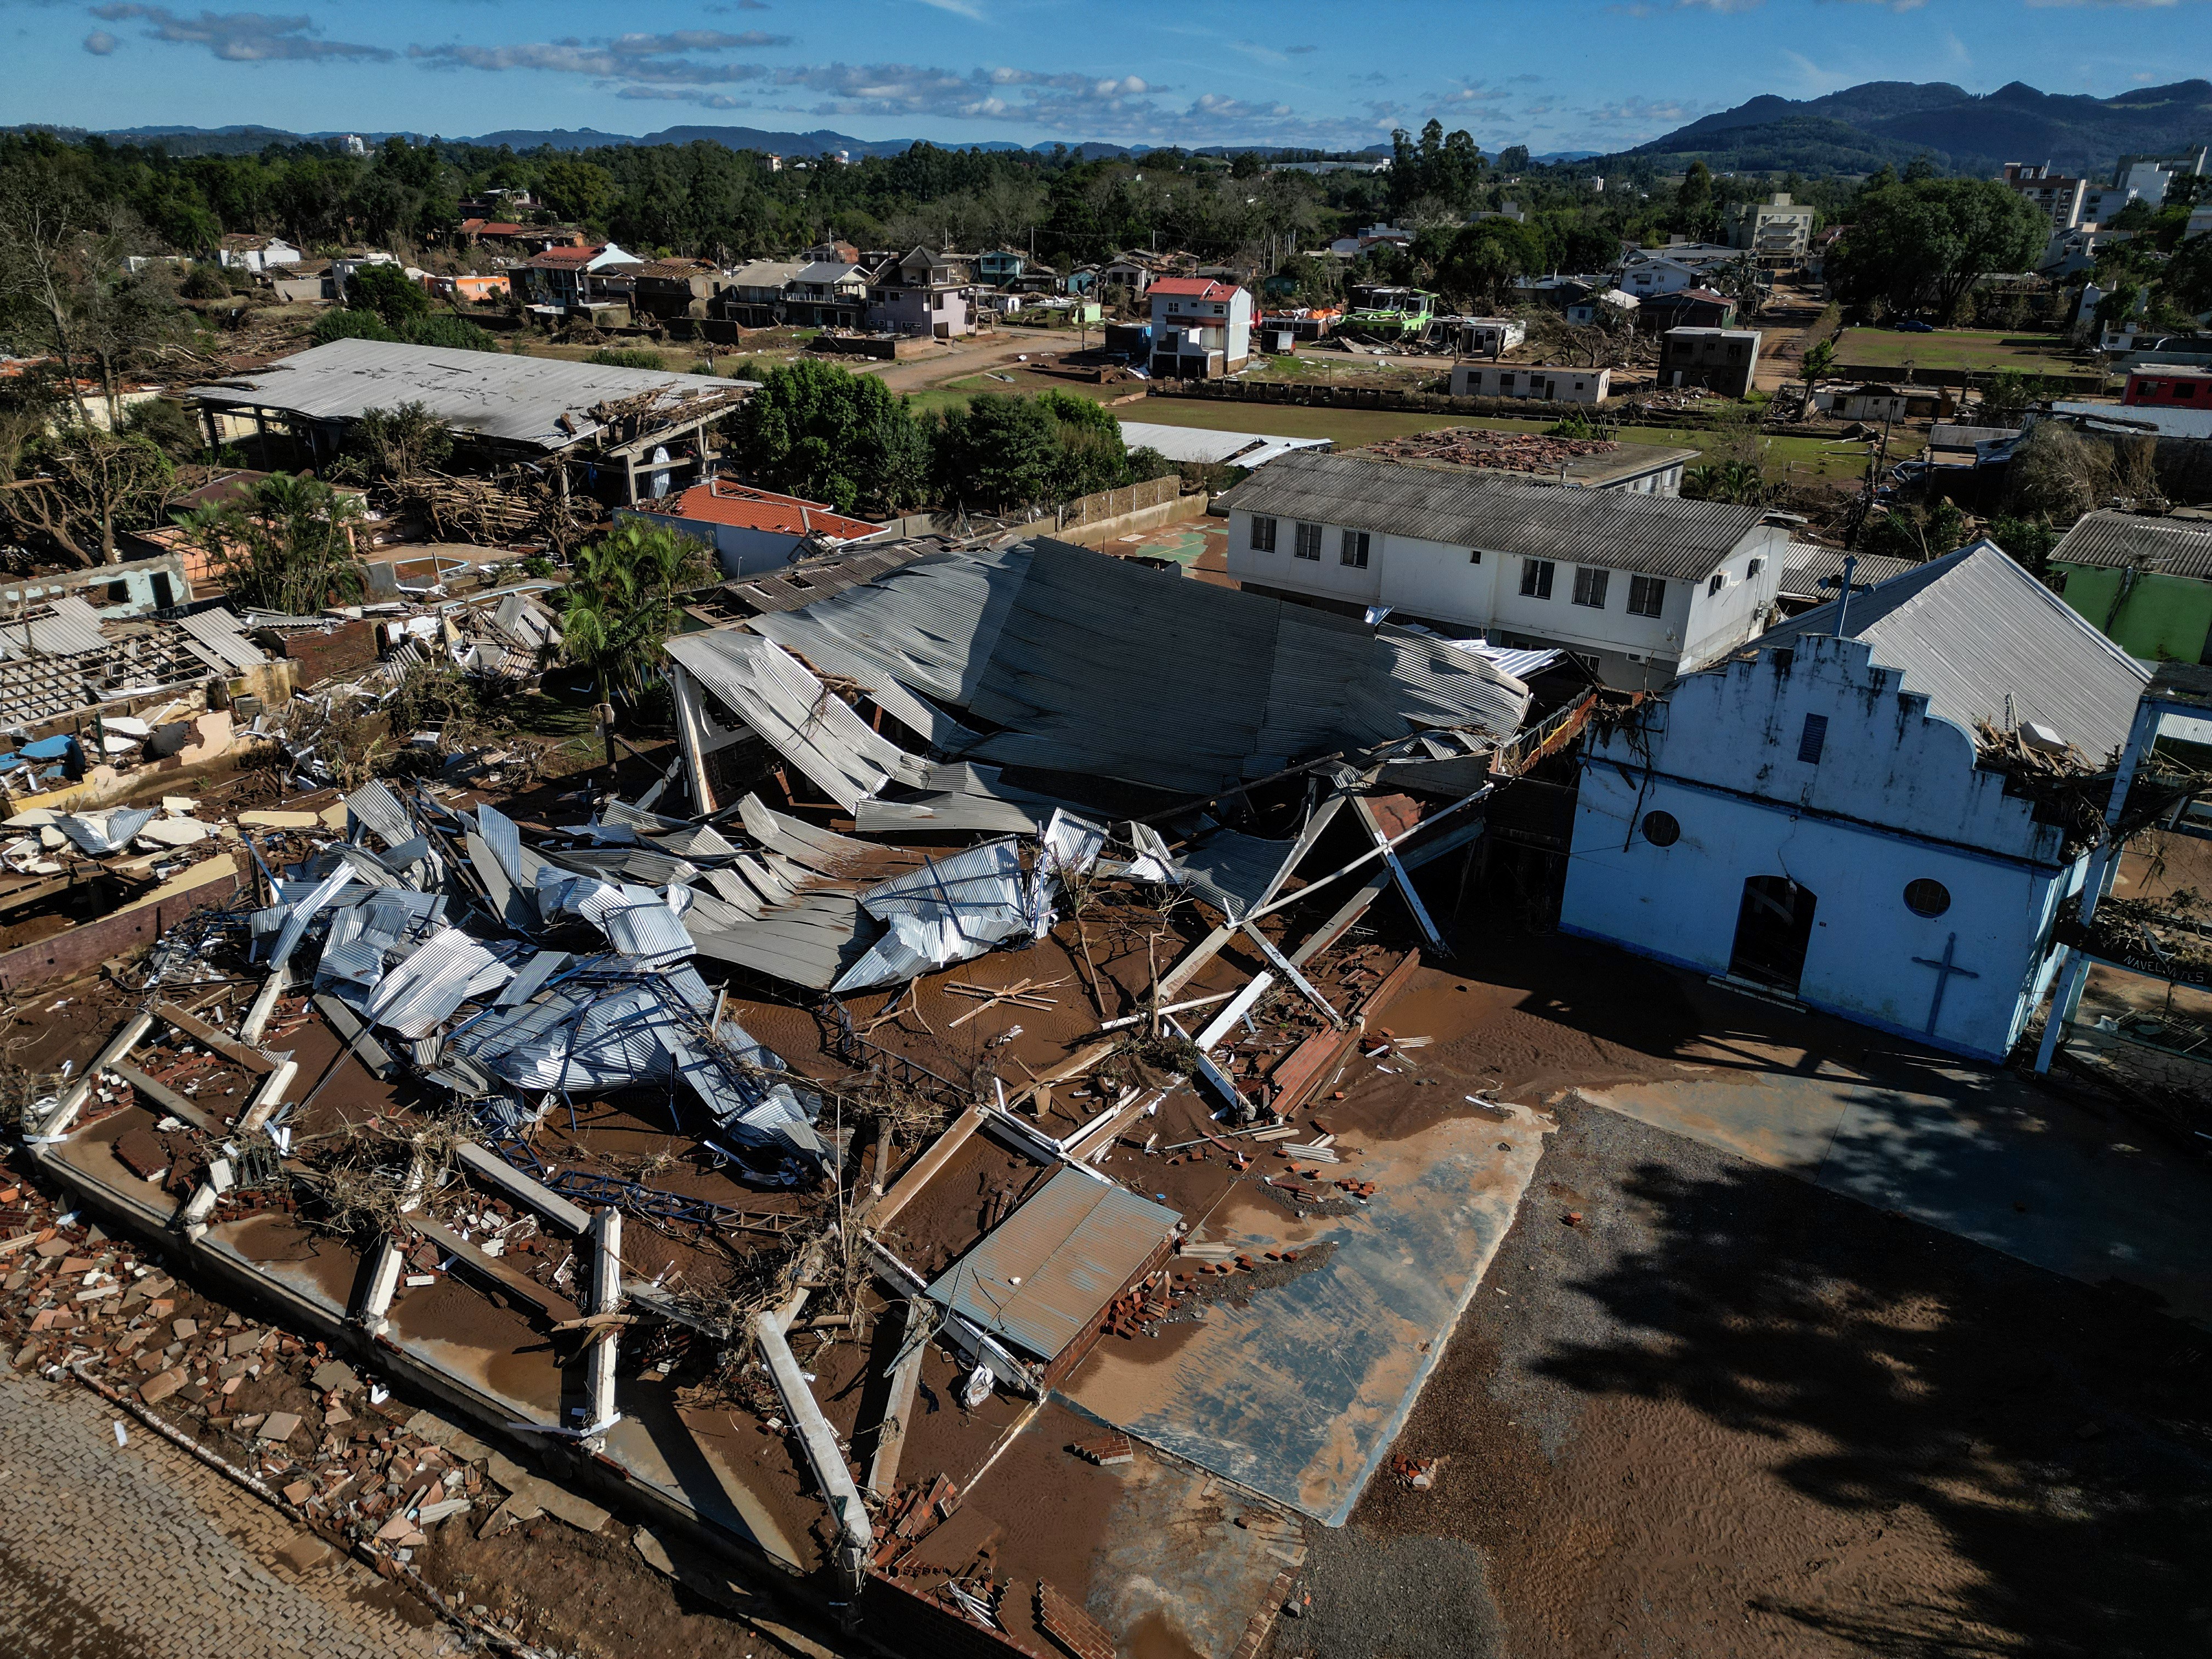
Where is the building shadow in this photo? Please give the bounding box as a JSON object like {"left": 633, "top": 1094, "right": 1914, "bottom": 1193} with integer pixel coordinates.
{"left": 1528, "top": 1143, "right": 2212, "bottom": 1656}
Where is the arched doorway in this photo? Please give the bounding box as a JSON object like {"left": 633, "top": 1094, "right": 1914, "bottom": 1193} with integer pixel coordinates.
{"left": 1729, "top": 876, "right": 1817, "bottom": 994}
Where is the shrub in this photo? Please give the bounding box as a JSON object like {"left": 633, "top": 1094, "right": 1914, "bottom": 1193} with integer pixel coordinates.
{"left": 586, "top": 347, "right": 667, "bottom": 371}
{"left": 311, "top": 308, "right": 399, "bottom": 346}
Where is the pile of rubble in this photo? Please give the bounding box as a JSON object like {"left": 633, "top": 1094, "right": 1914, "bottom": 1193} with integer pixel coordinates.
{"left": 1362, "top": 426, "right": 1622, "bottom": 472}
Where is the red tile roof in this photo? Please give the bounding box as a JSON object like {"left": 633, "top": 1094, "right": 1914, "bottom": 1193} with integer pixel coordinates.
{"left": 1149, "top": 277, "right": 1241, "bottom": 300}
{"left": 529, "top": 244, "right": 606, "bottom": 267}
{"left": 650, "top": 482, "right": 882, "bottom": 543}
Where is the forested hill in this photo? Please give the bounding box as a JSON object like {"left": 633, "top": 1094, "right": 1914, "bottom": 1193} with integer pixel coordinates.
{"left": 1624, "top": 79, "right": 2212, "bottom": 178}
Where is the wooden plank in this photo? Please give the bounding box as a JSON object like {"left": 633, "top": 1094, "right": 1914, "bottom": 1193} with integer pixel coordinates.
{"left": 153, "top": 1002, "right": 275, "bottom": 1074}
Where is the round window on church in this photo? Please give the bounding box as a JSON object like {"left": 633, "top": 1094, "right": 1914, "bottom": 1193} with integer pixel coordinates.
{"left": 1905, "top": 878, "right": 1951, "bottom": 918}
{"left": 1641, "top": 810, "right": 1681, "bottom": 847}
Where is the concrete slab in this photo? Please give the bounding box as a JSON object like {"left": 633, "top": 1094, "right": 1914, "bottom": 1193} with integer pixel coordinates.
{"left": 1581, "top": 1064, "right": 2212, "bottom": 1328}
{"left": 1064, "top": 1101, "right": 1552, "bottom": 1525}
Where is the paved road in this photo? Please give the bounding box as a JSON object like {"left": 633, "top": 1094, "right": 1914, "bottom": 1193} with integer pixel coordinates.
{"left": 0, "top": 1366, "right": 443, "bottom": 1659}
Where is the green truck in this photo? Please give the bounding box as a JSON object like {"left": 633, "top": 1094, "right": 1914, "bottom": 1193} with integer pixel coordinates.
{"left": 1342, "top": 285, "right": 1438, "bottom": 343}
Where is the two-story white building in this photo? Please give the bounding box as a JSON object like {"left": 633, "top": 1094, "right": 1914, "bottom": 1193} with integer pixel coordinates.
{"left": 1560, "top": 541, "right": 2149, "bottom": 1062}
{"left": 1220, "top": 449, "right": 1789, "bottom": 689}
{"left": 1148, "top": 278, "right": 1252, "bottom": 379}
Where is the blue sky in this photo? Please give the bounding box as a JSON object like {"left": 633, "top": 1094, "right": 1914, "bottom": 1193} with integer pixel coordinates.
{"left": 3, "top": 0, "right": 2207, "bottom": 151}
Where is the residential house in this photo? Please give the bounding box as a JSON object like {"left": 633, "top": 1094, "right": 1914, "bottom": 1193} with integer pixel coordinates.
{"left": 618, "top": 479, "right": 885, "bottom": 579}
{"left": 1638, "top": 288, "right": 1738, "bottom": 331}
{"left": 800, "top": 239, "right": 860, "bottom": 265}
{"left": 1726, "top": 193, "right": 1816, "bottom": 267}
{"left": 978, "top": 249, "right": 1029, "bottom": 287}
{"left": 1455, "top": 318, "right": 1526, "bottom": 357}
{"left": 782, "top": 261, "right": 870, "bottom": 329}
{"left": 1565, "top": 289, "right": 1638, "bottom": 328}
{"left": 1147, "top": 277, "right": 1252, "bottom": 378}
{"left": 1560, "top": 541, "right": 2151, "bottom": 1062}
{"left": 867, "top": 247, "right": 977, "bottom": 338}
{"left": 422, "top": 273, "right": 510, "bottom": 304}
{"left": 1449, "top": 364, "right": 1611, "bottom": 404}
{"left": 1219, "top": 449, "right": 1790, "bottom": 688}
{"left": 1328, "top": 223, "right": 1415, "bottom": 258}
{"left": 2000, "top": 162, "right": 2090, "bottom": 235}
{"left": 1100, "top": 255, "right": 1158, "bottom": 298}
{"left": 629, "top": 259, "right": 727, "bottom": 323}
{"left": 458, "top": 189, "right": 539, "bottom": 220}
{"left": 1065, "top": 264, "right": 1102, "bottom": 297}
{"left": 2123, "top": 364, "right": 2212, "bottom": 408}
{"left": 1812, "top": 382, "right": 1944, "bottom": 422}
{"left": 1618, "top": 242, "right": 1746, "bottom": 298}
{"left": 1659, "top": 327, "right": 1762, "bottom": 398}
{"left": 2047, "top": 509, "right": 2212, "bottom": 664}
{"left": 720, "top": 260, "right": 808, "bottom": 326}
{"left": 216, "top": 234, "right": 302, "bottom": 274}
{"left": 268, "top": 264, "right": 333, "bottom": 303}
{"left": 525, "top": 243, "right": 643, "bottom": 313}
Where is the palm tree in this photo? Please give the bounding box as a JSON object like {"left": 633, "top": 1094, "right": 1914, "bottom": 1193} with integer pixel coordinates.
{"left": 557, "top": 522, "right": 715, "bottom": 709}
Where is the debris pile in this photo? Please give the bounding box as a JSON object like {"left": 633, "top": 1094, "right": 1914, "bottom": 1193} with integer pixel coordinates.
{"left": 1362, "top": 426, "right": 1622, "bottom": 473}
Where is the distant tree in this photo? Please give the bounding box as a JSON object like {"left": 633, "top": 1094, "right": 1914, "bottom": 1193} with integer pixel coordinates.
{"left": 403, "top": 312, "right": 498, "bottom": 352}
{"left": 1495, "top": 145, "right": 1531, "bottom": 174}
{"left": 180, "top": 262, "right": 230, "bottom": 300}
{"left": 1435, "top": 217, "right": 1547, "bottom": 309}
{"left": 1826, "top": 178, "right": 2046, "bottom": 323}
{"left": 182, "top": 473, "right": 366, "bottom": 612}
{"left": 343, "top": 263, "right": 429, "bottom": 330}
{"left": 1799, "top": 337, "right": 1837, "bottom": 398}
{"left": 2164, "top": 233, "right": 2212, "bottom": 317}
{"left": 312, "top": 308, "right": 398, "bottom": 346}
{"left": 558, "top": 522, "right": 715, "bottom": 706}
{"left": 539, "top": 159, "right": 616, "bottom": 228}
{"left": 586, "top": 347, "right": 667, "bottom": 371}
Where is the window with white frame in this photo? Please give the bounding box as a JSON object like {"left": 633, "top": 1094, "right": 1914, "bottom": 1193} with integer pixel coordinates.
{"left": 1294, "top": 521, "right": 1323, "bottom": 561}
{"left": 1708, "top": 572, "right": 1726, "bottom": 596}
{"left": 1520, "top": 558, "right": 1555, "bottom": 600}
{"left": 1572, "top": 567, "right": 1610, "bottom": 608}
{"left": 1250, "top": 515, "right": 1277, "bottom": 553}
{"left": 1627, "top": 574, "right": 1666, "bottom": 617}
{"left": 1341, "top": 529, "right": 1370, "bottom": 569}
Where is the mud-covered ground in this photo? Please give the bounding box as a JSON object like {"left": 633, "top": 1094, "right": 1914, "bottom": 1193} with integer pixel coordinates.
{"left": 1272, "top": 930, "right": 2212, "bottom": 1659}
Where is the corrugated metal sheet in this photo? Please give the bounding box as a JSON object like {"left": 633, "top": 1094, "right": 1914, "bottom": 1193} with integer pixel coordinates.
{"left": 667, "top": 629, "right": 930, "bottom": 811}
{"left": 347, "top": 780, "right": 416, "bottom": 850}
{"left": 191, "top": 338, "right": 756, "bottom": 453}
{"left": 604, "top": 900, "right": 696, "bottom": 963}
{"left": 2050, "top": 510, "right": 2212, "bottom": 580}
{"left": 683, "top": 890, "right": 876, "bottom": 990}
{"left": 1753, "top": 539, "right": 2151, "bottom": 759}
{"left": 1778, "top": 546, "right": 1918, "bottom": 603}
{"left": 1115, "top": 421, "right": 1329, "bottom": 466}
{"left": 1220, "top": 450, "right": 1767, "bottom": 581}
{"left": 171, "top": 607, "right": 269, "bottom": 670}
{"left": 928, "top": 1166, "right": 1180, "bottom": 1362}
{"left": 1172, "top": 827, "right": 1300, "bottom": 923}
{"left": 831, "top": 838, "right": 1030, "bottom": 992}
{"left": 55, "top": 806, "right": 155, "bottom": 856}
{"left": 0, "top": 596, "right": 112, "bottom": 658}
{"left": 365, "top": 926, "right": 504, "bottom": 1039}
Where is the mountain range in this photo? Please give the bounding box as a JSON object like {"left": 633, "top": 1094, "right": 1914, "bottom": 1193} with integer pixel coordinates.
{"left": 1625, "top": 79, "right": 2212, "bottom": 178}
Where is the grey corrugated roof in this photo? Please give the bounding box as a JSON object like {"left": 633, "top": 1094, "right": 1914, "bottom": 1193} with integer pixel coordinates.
{"left": 191, "top": 339, "right": 755, "bottom": 454}
{"left": 789, "top": 261, "right": 862, "bottom": 285}
{"left": 2050, "top": 400, "right": 2212, "bottom": 439}
{"left": 1219, "top": 450, "right": 1767, "bottom": 581}
{"left": 928, "top": 1166, "right": 1180, "bottom": 1362}
{"left": 0, "top": 596, "right": 111, "bottom": 659}
{"left": 1779, "top": 546, "right": 1919, "bottom": 602}
{"left": 735, "top": 537, "right": 1530, "bottom": 797}
{"left": 2050, "top": 510, "right": 2212, "bottom": 580}
{"left": 1753, "top": 539, "right": 2150, "bottom": 759}
{"left": 171, "top": 606, "right": 269, "bottom": 669}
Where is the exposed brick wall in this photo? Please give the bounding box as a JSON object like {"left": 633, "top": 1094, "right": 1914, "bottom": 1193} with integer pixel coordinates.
{"left": 859, "top": 1571, "right": 1050, "bottom": 1659}
{"left": 0, "top": 870, "right": 244, "bottom": 995}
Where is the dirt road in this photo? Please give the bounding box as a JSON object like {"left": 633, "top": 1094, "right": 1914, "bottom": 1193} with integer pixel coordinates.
{"left": 854, "top": 327, "right": 1074, "bottom": 393}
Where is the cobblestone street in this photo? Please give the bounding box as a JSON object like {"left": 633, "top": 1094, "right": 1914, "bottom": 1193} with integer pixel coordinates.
{"left": 0, "top": 1366, "right": 444, "bottom": 1659}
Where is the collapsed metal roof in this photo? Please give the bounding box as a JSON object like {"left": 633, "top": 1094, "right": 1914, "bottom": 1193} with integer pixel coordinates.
{"left": 190, "top": 339, "right": 758, "bottom": 454}
{"left": 704, "top": 535, "right": 1531, "bottom": 802}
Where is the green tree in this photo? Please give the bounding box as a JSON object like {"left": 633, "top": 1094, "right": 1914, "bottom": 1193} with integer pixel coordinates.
{"left": 935, "top": 393, "right": 1060, "bottom": 511}
{"left": 180, "top": 473, "right": 366, "bottom": 612}
{"left": 558, "top": 522, "right": 715, "bottom": 706}
{"left": 1825, "top": 177, "right": 2047, "bottom": 324}
{"left": 343, "top": 401, "right": 453, "bottom": 481}
{"left": 1800, "top": 337, "right": 1837, "bottom": 398}
{"left": 730, "top": 357, "right": 930, "bottom": 515}
{"left": 3, "top": 424, "right": 175, "bottom": 566}
{"left": 1989, "top": 514, "right": 2059, "bottom": 577}
{"left": 402, "top": 312, "right": 497, "bottom": 352}
{"left": 311, "top": 307, "right": 398, "bottom": 346}
{"left": 343, "top": 262, "right": 429, "bottom": 330}
{"left": 1436, "top": 217, "right": 1546, "bottom": 310}
{"left": 2164, "top": 234, "right": 2212, "bottom": 318}
{"left": 539, "top": 159, "right": 617, "bottom": 228}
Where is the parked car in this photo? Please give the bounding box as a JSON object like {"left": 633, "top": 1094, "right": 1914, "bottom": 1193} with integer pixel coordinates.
{"left": 1891, "top": 318, "right": 1936, "bottom": 333}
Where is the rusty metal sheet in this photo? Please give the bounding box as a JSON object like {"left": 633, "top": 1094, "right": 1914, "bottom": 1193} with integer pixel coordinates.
{"left": 929, "top": 1166, "right": 1180, "bottom": 1363}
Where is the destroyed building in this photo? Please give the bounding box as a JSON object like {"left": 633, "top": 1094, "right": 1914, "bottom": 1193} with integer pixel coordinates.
{"left": 11, "top": 526, "right": 1593, "bottom": 1657}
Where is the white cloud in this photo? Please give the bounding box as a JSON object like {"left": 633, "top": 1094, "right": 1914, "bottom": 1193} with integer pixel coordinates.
{"left": 913, "top": 0, "right": 986, "bottom": 18}
{"left": 407, "top": 29, "right": 788, "bottom": 84}
{"left": 86, "top": 5, "right": 393, "bottom": 61}
{"left": 82, "top": 27, "right": 117, "bottom": 52}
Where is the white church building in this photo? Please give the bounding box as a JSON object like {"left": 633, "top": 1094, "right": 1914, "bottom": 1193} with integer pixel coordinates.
{"left": 1560, "top": 541, "right": 2149, "bottom": 1062}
